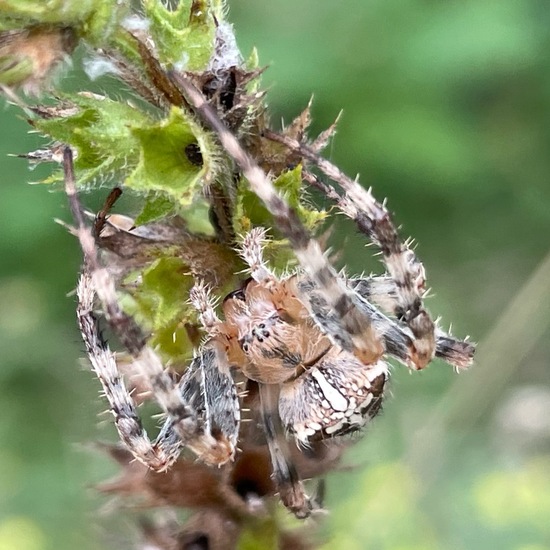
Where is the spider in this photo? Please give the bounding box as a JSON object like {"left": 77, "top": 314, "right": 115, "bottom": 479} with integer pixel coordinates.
{"left": 66, "top": 72, "right": 475, "bottom": 520}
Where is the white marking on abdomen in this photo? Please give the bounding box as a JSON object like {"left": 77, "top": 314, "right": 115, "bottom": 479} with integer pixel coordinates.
{"left": 311, "top": 369, "right": 348, "bottom": 412}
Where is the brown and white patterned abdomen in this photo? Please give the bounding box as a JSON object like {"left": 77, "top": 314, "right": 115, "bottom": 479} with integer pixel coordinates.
{"left": 279, "top": 350, "right": 389, "bottom": 445}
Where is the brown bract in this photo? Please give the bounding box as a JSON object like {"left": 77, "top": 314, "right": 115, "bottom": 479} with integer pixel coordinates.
{"left": 0, "top": 26, "right": 76, "bottom": 94}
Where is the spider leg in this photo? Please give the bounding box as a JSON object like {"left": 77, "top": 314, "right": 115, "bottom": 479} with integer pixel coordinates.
{"left": 171, "top": 73, "right": 384, "bottom": 365}
{"left": 350, "top": 276, "right": 475, "bottom": 369}
{"left": 77, "top": 271, "right": 182, "bottom": 471}
{"left": 239, "top": 227, "right": 276, "bottom": 283}
{"left": 63, "top": 147, "right": 232, "bottom": 467}
{"left": 189, "top": 280, "right": 222, "bottom": 338}
{"left": 349, "top": 275, "right": 400, "bottom": 316}
{"left": 259, "top": 383, "right": 313, "bottom": 519}
{"left": 265, "top": 134, "right": 436, "bottom": 369}
{"left": 158, "top": 347, "right": 240, "bottom": 462}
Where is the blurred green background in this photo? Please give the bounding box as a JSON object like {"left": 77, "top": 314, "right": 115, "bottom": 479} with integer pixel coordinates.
{"left": 1, "top": 0, "right": 550, "bottom": 548}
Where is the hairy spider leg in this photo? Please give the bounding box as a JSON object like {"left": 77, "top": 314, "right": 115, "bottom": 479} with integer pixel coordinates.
{"left": 157, "top": 348, "right": 240, "bottom": 462}
{"left": 350, "top": 277, "right": 475, "bottom": 370}
{"left": 170, "top": 72, "right": 385, "bottom": 368}
{"left": 63, "top": 147, "right": 234, "bottom": 468}
{"left": 238, "top": 228, "right": 277, "bottom": 284}
{"left": 264, "top": 132, "right": 437, "bottom": 369}
{"left": 77, "top": 272, "right": 182, "bottom": 471}
{"left": 189, "top": 280, "right": 223, "bottom": 337}
{"left": 259, "top": 383, "right": 313, "bottom": 519}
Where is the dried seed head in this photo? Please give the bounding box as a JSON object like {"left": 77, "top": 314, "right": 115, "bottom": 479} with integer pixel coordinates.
{"left": 0, "top": 26, "right": 77, "bottom": 94}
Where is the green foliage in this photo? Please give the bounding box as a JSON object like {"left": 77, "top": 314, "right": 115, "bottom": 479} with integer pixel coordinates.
{"left": 236, "top": 164, "right": 327, "bottom": 232}
{"left": 34, "top": 98, "right": 222, "bottom": 208}
{"left": 126, "top": 257, "right": 195, "bottom": 361}
{"left": 134, "top": 194, "right": 176, "bottom": 226}
{"left": 0, "top": 0, "right": 98, "bottom": 27}
{"left": 0, "top": 0, "right": 127, "bottom": 44}
{"left": 35, "top": 94, "right": 150, "bottom": 185}
{"left": 143, "top": 0, "right": 221, "bottom": 70}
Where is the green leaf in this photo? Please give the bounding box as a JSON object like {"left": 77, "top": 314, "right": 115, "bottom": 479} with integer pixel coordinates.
{"left": 127, "top": 257, "right": 195, "bottom": 361}
{"left": 134, "top": 194, "right": 175, "bottom": 226}
{"left": 179, "top": 198, "right": 215, "bottom": 235}
{"left": 81, "top": 0, "right": 129, "bottom": 46}
{"left": 126, "top": 106, "right": 221, "bottom": 207}
{"left": 35, "top": 94, "right": 150, "bottom": 186}
{"left": 0, "top": 0, "right": 127, "bottom": 44}
{"left": 130, "top": 257, "right": 192, "bottom": 329}
{"left": 244, "top": 47, "right": 261, "bottom": 94}
{"left": 0, "top": 0, "right": 95, "bottom": 26}
{"left": 143, "top": 0, "right": 223, "bottom": 71}
{"left": 136, "top": 194, "right": 215, "bottom": 234}
{"left": 235, "top": 164, "right": 327, "bottom": 232}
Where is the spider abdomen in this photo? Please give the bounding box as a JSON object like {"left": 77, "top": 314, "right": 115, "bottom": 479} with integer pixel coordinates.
{"left": 279, "top": 352, "right": 388, "bottom": 444}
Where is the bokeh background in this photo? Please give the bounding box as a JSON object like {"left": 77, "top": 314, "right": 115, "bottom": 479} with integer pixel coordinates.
{"left": 1, "top": 1, "right": 550, "bottom": 548}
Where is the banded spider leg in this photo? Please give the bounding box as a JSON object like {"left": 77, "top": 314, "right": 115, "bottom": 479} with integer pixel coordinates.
{"left": 264, "top": 130, "right": 441, "bottom": 368}
{"left": 171, "top": 72, "right": 474, "bottom": 371}
{"left": 64, "top": 147, "right": 238, "bottom": 470}
{"left": 170, "top": 71, "right": 386, "bottom": 368}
